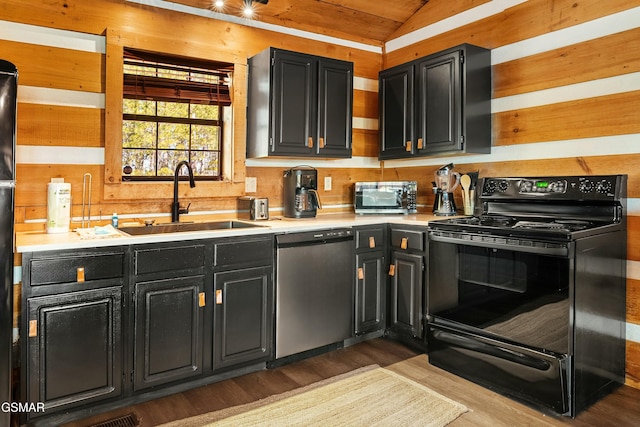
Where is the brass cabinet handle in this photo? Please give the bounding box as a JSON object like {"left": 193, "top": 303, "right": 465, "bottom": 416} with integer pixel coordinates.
{"left": 199, "top": 292, "right": 206, "bottom": 307}
{"left": 405, "top": 140, "right": 412, "bottom": 151}
{"left": 358, "top": 267, "right": 364, "bottom": 280}
{"left": 77, "top": 267, "right": 85, "bottom": 282}
{"left": 319, "top": 137, "right": 325, "bottom": 148}
{"left": 388, "top": 264, "right": 396, "bottom": 276}
{"left": 417, "top": 138, "right": 424, "bottom": 149}
{"left": 29, "top": 320, "right": 38, "bottom": 338}
{"left": 307, "top": 137, "right": 314, "bottom": 148}
{"left": 401, "top": 237, "right": 408, "bottom": 250}
{"left": 369, "top": 236, "right": 376, "bottom": 249}
{"left": 215, "top": 289, "right": 223, "bottom": 305}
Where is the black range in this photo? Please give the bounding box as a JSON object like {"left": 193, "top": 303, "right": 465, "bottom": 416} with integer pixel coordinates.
{"left": 426, "top": 175, "right": 627, "bottom": 417}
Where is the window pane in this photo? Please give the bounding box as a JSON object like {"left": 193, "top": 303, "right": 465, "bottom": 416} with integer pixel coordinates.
{"left": 123, "top": 149, "right": 157, "bottom": 176}
{"left": 191, "top": 125, "right": 219, "bottom": 150}
{"left": 157, "top": 101, "right": 188, "bottom": 118}
{"left": 123, "top": 99, "right": 156, "bottom": 115}
{"left": 123, "top": 120, "right": 156, "bottom": 148}
{"left": 158, "top": 150, "right": 189, "bottom": 176}
{"left": 122, "top": 49, "right": 230, "bottom": 181}
{"left": 158, "top": 123, "right": 190, "bottom": 149}
{"left": 191, "top": 151, "right": 220, "bottom": 176}
{"left": 191, "top": 104, "right": 219, "bottom": 119}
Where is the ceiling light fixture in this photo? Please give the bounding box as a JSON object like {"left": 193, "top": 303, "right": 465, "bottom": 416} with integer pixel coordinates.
{"left": 212, "top": 0, "right": 269, "bottom": 18}
{"left": 242, "top": 0, "right": 255, "bottom": 17}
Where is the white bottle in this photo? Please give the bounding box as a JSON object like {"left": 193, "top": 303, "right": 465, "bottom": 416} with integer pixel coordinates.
{"left": 46, "top": 178, "right": 71, "bottom": 233}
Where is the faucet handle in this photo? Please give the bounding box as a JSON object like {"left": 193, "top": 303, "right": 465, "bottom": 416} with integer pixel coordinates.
{"left": 179, "top": 202, "right": 191, "bottom": 215}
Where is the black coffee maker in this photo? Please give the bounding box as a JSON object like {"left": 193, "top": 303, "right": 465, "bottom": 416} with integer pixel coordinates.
{"left": 283, "top": 166, "right": 322, "bottom": 218}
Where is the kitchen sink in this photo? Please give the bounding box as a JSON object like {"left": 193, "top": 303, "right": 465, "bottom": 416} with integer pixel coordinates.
{"left": 118, "top": 220, "right": 264, "bottom": 236}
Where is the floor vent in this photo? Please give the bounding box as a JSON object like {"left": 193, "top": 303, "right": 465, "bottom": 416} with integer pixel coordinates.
{"left": 90, "top": 413, "right": 139, "bottom": 427}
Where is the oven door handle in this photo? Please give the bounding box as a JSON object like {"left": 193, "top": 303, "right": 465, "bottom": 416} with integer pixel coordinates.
{"left": 428, "top": 232, "right": 570, "bottom": 257}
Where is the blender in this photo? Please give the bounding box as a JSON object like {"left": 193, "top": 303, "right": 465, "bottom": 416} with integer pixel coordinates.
{"left": 432, "top": 163, "right": 461, "bottom": 216}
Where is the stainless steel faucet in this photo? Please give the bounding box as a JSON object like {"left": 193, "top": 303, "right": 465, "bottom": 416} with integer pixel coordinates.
{"left": 171, "top": 160, "right": 196, "bottom": 223}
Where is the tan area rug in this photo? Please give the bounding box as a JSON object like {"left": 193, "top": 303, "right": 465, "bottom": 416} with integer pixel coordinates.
{"left": 160, "top": 365, "right": 468, "bottom": 427}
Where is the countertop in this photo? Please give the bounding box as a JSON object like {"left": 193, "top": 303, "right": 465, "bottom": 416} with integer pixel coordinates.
{"left": 16, "top": 213, "right": 447, "bottom": 253}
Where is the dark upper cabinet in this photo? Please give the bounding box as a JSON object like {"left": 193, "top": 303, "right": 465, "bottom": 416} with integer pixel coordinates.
{"left": 247, "top": 47, "right": 353, "bottom": 158}
{"left": 378, "top": 64, "right": 414, "bottom": 159}
{"left": 379, "top": 44, "right": 491, "bottom": 160}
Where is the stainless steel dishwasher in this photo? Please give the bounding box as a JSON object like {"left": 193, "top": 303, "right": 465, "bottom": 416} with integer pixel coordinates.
{"left": 275, "top": 228, "right": 354, "bottom": 359}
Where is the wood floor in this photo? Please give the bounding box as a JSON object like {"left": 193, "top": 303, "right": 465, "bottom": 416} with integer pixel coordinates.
{"left": 62, "top": 338, "right": 640, "bottom": 427}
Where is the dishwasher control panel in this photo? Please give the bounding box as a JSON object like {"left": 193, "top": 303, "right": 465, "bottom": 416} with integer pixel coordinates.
{"left": 277, "top": 228, "right": 353, "bottom": 245}
{"left": 312, "top": 229, "right": 353, "bottom": 239}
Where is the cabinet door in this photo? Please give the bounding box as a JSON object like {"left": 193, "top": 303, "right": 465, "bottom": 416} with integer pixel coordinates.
{"left": 271, "top": 50, "right": 317, "bottom": 156}
{"left": 389, "top": 251, "right": 423, "bottom": 338}
{"left": 416, "top": 50, "right": 462, "bottom": 154}
{"left": 213, "top": 267, "right": 273, "bottom": 370}
{"left": 26, "top": 287, "right": 122, "bottom": 416}
{"left": 133, "top": 276, "right": 204, "bottom": 390}
{"left": 355, "top": 251, "right": 386, "bottom": 335}
{"left": 379, "top": 64, "right": 414, "bottom": 159}
{"left": 317, "top": 58, "right": 353, "bottom": 158}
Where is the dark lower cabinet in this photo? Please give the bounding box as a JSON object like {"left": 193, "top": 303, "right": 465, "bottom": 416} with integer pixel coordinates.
{"left": 354, "top": 226, "right": 387, "bottom": 335}
{"left": 21, "top": 248, "right": 128, "bottom": 425}
{"left": 213, "top": 266, "right": 273, "bottom": 370}
{"left": 389, "top": 250, "right": 423, "bottom": 337}
{"left": 25, "top": 287, "right": 123, "bottom": 417}
{"left": 355, "top": 251, "right": 386, "bottom": 335}
{"left": 387, "top": 226, "right": 426, "bottom": 342}
{"left": 133, "top": 275, "right": 205, "bottom": 390}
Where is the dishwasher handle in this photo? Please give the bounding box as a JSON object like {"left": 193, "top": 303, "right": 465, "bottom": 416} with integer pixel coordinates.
{"left": 276, "top": 229, "right": 353, "bottom": 246}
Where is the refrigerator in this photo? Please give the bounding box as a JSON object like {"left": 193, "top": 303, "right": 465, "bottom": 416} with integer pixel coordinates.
{"left": 0, "top": 59, "right": 17, "bottom": 427}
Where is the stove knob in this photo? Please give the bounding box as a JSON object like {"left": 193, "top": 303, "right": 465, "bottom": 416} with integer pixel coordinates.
{"left": 485, "top": 180, "right": 497, "bottom": 194}
{"left": 596, "top": 179, "right": 612, "bottom": 194}
{"left": 519, "top": 180, "right": 533, "bottom": 193}
{"left": 498, "top": 180, "right": 510, "bottom": 192}
{"left": 579, "top": 179, "right": 594, "bottom": 193}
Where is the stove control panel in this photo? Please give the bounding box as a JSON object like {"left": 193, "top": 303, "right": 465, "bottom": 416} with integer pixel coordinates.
{"left": 518, "top": 179, "right": 567, "bottom": 194}
{"left": 481, "top": 175, "right": 625, "bottom": 200}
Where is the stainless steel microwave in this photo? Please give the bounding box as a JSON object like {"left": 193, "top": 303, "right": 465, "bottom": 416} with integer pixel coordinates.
{"left": 354, "top": 181, "right": 417, "bottom": 214}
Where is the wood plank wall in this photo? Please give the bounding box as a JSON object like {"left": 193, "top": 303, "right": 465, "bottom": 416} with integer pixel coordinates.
{"left": 3, "top": 0, "right": 640, "bottom": 387}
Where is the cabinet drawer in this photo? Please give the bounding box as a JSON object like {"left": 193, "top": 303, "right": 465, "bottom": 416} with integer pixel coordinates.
{"left": 29, "top": 252, "right": 125, "bottom": 286}
{"left": 135, "top": 244, "right": 206, "bottom": 275}
{"left": 355, "top": 227, "right": 385, "bottom": 250}
{"left": 214, "top": 237, "right": 273, "bottom": 269}
{"left": 390, "top": 229, "right": 425, "bottom": 251}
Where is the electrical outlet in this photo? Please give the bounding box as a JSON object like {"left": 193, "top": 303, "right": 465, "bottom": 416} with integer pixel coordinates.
{"left": 324, "top": 176, "right": 332, "bottom": 191}
{"left": 245, "top": 177, "right": 257, "bottom": 193}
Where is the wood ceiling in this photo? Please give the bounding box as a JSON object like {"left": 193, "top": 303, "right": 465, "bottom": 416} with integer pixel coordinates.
{"left": 167, "top": 0, "right": 431, "bottom": 45}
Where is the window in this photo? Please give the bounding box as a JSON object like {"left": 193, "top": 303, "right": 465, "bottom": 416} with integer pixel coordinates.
{"left": 121, "top": 48, "right": 233, "bottom": 181}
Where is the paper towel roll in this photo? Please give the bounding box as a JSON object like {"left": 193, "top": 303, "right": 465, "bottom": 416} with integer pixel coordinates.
{"left": 47, "top": 178, "right": 71, "bottom": 233}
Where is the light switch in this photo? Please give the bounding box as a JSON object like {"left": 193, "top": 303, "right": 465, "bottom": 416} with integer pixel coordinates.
{"left": 324, "top": 176, "right": 332, "bottom": 191}
{"left": 245, "top": 177, "right": 257, "bottom": 193}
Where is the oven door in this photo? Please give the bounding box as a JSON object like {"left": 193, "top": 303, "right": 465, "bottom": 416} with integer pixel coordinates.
{"left": 426, "top": 230, "right": 574, "bottom": 415}
{"left": 427, "top": 323, "right": 570, "bottom": 415}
